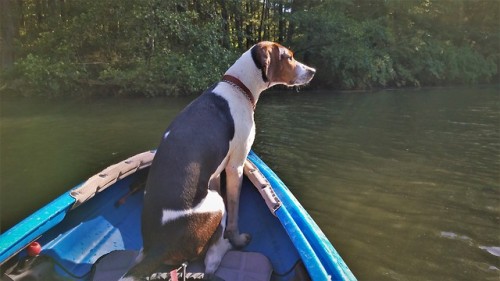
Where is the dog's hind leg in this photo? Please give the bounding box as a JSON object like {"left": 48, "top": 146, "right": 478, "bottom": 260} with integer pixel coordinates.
{"left": 204, "top": 229, "right": 232, "bottom": 276}
{"left": 204, "top": 212, "right": 232, "bottom": 276}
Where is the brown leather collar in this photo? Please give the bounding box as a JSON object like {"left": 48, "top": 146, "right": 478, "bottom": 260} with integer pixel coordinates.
{"left": 222, "top": 75, "right": 255, "bottom": 110}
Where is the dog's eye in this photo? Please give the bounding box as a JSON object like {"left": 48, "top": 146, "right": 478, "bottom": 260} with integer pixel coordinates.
{"left": 282, "top": 54, "right": 293, "bottom": 61}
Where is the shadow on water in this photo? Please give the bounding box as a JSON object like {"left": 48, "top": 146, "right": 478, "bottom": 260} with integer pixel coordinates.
{"left": 1, "top": 86, "right": 499, "bottom": 280}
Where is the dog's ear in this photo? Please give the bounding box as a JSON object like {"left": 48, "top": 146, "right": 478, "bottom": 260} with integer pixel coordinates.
{"left": 251, "top": 42, "right": 280, "bottom": 83}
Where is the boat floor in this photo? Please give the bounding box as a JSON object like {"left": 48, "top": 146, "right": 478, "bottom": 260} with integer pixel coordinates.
{"left": 39, "top": 172, "right": 302, "bottom": 280}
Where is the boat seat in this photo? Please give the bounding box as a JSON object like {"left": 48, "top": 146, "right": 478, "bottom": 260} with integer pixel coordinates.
{"left": 91, "top": 250, "right": 273, "bottom": 281}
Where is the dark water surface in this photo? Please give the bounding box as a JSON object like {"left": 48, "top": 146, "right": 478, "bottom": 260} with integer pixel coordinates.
{"left": 1, "top": 87, "right": 499, "bottom": 280}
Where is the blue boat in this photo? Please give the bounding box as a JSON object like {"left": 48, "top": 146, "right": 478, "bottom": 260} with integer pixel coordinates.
{"left": 0, "top": 150, "right": 355, "bottom": 281}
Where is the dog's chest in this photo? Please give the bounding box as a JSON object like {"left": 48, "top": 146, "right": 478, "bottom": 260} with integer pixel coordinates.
{"left": 232, "top": 109, "right": 255, "bottom": 145}
{"left": 213, "top": 84, "right": 255, "bottom": 149}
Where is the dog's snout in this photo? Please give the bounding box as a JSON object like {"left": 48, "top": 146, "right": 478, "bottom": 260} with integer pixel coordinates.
{"left": 304, "top": 65, "right": 316, "bottom": 80}
{"left": 290, "top": 63, "right": 316, "bottom": 86}
{"left": 299, "top": 62, "right": 315, "bottom": 75}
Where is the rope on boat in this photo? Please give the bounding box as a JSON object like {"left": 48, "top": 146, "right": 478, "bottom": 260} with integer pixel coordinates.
{"left": 244, "top": 160, "right": 282, "bottom": 215}
{"left": 70, "top": 150, "right": 156, "bottom": 209}
{"left": 69, "top": 150, "right": 281, "bottom": 216}
{"left": 145, "top": 262, "right": 208, "bottom": 280}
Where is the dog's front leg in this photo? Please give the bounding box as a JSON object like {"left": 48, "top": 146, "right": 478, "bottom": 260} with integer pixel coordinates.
{"left": 224, "top": 164, "right": 251, "bottom": 248}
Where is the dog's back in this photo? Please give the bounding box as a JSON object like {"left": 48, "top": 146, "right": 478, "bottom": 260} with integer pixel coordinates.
{"left": 122, "top": 87, "right": 234, "bottom": 279}
{"left": 144, "top": 86, "right": 234, "bottom": 212}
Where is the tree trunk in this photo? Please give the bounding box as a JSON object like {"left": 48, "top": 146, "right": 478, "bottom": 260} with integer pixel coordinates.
{"left": 35, "top": 0, "right": 43, "bottom": 26}
{"left": 0, "top": 0, "right": 19, "bottom": 69}
{"left": 59, "top": 0, "right": 66, "bottom": 22}
{"left": 278, "top": 0, "right": 285, "bottom": 43}
{"left": 245, "top": 1, "right": 253, "bottom": 49}
{"left": 219, "top": 0, "right": 231, "bottom": 49}
{"left": 258, "top": 0, "right": 266, "bottom": 42}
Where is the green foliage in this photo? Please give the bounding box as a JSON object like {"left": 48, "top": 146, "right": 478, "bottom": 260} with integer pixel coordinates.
{"left": 290, "top": 0, "right": 498, "bottom": 89}
{"left": 1, "top": 0, "right": 241, "bottom": 96}
{"left": 6, "top": 54, "right": 86, "bottom": 97}
{"left": 1, "top": 0, "right": 498, "bottom": 96}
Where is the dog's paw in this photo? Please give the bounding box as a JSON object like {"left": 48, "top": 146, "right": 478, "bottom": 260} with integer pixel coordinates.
{"left": 205, "top": 237, "right": 231, "bottom": 275}
{"left": 225, "top": 230, "right": 251, "bottom": 248}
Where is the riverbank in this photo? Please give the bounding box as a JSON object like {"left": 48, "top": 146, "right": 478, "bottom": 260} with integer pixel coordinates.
{"left": 2, "top": 80, "right": 499, "bottom": 100}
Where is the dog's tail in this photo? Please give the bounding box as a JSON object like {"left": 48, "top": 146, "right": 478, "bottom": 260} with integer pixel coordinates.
{"left": 119, "top": 248, "right": 164, "bottom": 281}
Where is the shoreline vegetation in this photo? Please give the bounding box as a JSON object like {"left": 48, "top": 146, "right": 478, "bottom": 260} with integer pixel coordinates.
{"left": 0, "top": 0, "right": 498, "bottom": 97}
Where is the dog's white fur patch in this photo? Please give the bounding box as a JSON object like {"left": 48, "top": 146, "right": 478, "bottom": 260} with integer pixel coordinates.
{"left": 161, "top": 189, "right": 224, "bottom": 225}
{"left": 204, "top": 211, "right": 232, "bottom": 274}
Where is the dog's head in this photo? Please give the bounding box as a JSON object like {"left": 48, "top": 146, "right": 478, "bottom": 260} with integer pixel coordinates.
{"left": 251, "top": 41, "right": 316, "bottom": 87}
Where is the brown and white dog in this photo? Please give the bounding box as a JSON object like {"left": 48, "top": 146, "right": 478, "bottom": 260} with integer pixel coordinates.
{"left": 121, "top": 41, "right": 315, "bottom": 280}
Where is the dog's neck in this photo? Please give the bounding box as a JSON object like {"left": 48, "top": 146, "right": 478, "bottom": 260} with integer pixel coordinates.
{"left": 223, "top": 49, "right": 270, "bottom": 106}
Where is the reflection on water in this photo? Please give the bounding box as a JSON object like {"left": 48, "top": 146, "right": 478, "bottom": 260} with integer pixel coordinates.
{"left": 254, "top": 87, "right": 500, "bottom": 280}
{"left": 1, "top": 86, "right": 499, "bottom": 280}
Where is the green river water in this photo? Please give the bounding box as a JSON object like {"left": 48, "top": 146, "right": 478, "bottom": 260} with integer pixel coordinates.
{"left": 1, "top": 86, "right": 499, "bottom": 280}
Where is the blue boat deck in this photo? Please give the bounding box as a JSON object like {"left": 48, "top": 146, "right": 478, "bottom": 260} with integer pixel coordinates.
{"left": 38, "top": 172, "right": 302, "bottom": 280}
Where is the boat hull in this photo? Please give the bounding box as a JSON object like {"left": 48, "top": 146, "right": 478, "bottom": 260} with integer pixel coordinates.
{"left": 0, "top": 151, "right": 355, "bottom": 281}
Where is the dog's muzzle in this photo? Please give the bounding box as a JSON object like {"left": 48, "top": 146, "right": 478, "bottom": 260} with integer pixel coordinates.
{"left": 293, "top": 63, "right": 316, "bottom": 85}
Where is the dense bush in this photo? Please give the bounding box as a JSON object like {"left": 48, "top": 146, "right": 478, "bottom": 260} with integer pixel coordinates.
{"left": 0, "top": 0, "right": 498, "bottom": 96}
{"left": 291, "top": 0, "right": 498, "bottom": 89}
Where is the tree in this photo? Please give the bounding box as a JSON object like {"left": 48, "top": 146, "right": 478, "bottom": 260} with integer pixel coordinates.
{"left": 1, "top": 0, "right": 498, "bottom": 96}
{"left": 0, "top": 0, "right": 20, "bottom": 69}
